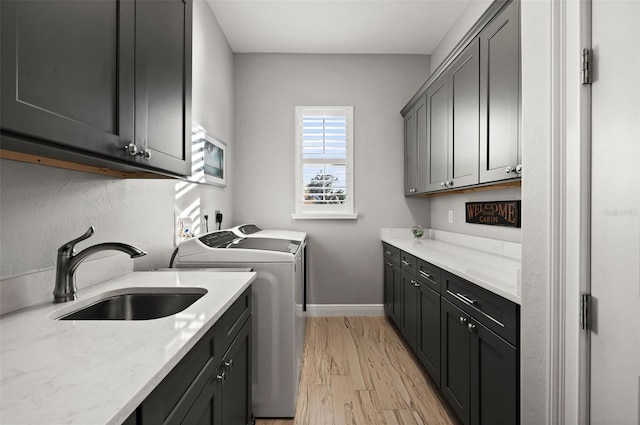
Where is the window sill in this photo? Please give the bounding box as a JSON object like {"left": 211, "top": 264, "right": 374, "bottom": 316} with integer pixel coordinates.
{"left": 291, "top": 213, "right": 358, "bottom": 220}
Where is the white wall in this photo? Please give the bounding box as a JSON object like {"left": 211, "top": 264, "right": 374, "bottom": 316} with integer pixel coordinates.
{"left": 430, "top": 0, "right": 493, "bottom": 73}
{"left": 520, "top": 0, "right": 552, "bottom": 422}
{"left": 0, "top": 1, "right": 234, "bottom": 313}
{"left": 232, "top": 53, "right": 432, "bottom": 305}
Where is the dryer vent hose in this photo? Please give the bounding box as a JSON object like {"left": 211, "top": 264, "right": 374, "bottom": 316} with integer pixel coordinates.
{"left": 169, "top": 247, "right": 179, "bottom": 268}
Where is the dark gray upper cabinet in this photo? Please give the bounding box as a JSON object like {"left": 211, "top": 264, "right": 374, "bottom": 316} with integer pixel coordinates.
{"left": 479, "top": 0, "right": 521, "bottom": 183}
{"left": 0, "top": 0, "right": 135, "bottom": 163}
{"left": 0, "top": 0, "right": 192, "bottom": 177}
{"left": 404, "top": 94, "right": 428, "bottom": 195}
{"left": 134, "top": 0, "right": 192, "bottom": 175}
{"left": 426, "top": 40, "right": 480, "bottom": 192}
{"left": 425, "top": 74, "right": 449, "bottom": 192}
{"left": 401, "top": 0, "right": 520, "bottom": 195}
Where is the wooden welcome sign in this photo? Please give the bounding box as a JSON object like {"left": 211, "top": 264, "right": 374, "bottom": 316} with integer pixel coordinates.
{"left": 465, "top": 201, "right": 521, "bottom": 227}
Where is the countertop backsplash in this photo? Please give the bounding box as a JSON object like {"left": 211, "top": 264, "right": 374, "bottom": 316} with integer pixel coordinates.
{"left": 381, "top": 228, "right": 521, "bottom": 260}
{"left": 0, "top": 253, "right": 134, "bottom": 316}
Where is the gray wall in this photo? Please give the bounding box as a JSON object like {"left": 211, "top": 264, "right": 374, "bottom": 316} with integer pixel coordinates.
{"left": 232, "top": 53, "right": 432, "bottom": 305}
{"left": 0, "top": 1, "right": 234, "bottom": 280}
{"left": 430, "top": 189, "right": 521, "bottom": 243}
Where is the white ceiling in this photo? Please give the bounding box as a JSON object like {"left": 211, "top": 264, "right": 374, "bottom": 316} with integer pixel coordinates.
{"left": 206, "top": 0, "right": 472, "bottom": 54}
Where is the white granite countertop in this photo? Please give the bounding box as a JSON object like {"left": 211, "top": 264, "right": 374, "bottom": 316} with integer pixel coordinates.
{"left": 381, "top": 229, "right": 521, "bottom": 304}
{"left": 0, "top": 270, "right": 256, "bottom": 425}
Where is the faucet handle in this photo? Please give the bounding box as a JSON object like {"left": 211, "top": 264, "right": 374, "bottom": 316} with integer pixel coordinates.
{"left": 58, "top": 227, "right": 95, "bottom": 255}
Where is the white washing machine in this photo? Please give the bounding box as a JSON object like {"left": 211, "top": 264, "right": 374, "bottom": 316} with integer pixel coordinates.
{"left": 227, "top": 223, "right": 307, "bottom": 243}
{"left": 174, "top": 230, "right": 306, "bottom": 418}
{"left": 227, "top": 224, "right": 308, "bottom": 311}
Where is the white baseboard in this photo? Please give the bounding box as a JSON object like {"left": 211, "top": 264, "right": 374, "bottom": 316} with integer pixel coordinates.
{"left": 305, "top": 304, "right": 385, "bottom": 317}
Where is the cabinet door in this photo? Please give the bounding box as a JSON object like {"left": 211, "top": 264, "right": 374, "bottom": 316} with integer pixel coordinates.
{"left": 469, "top": 321, "right": 518, "bottom": 425}
{"left": 134, "top": 0, "right": 192, "bottom": 176}
{"left": 414, "top": 94, "right": 428, "bottom": 193}
{"left": 180, "top": 367, "right": 222, "bottom": 425}
{"left": 404, "top": 107, "right": 417, "bottom": 195}
{"left": 479, "top": 0, "right": 520, "bottom": 183}
{"left": 449, "top": 39, "right": 480, "bottom": 189}
{"left": 417, "top": 283, "right": 441, "bottom": 387}
{"left": 383, "top": 260, "right": 395, "bottom": 317}
{"left": 400, "top": 270, "right": 419, "bottom": 350}
{"left": 0, "top": 0, "right": 134, "bottom": 162}
{"left": 441, "top": 299, "right": 471, "bottom": 425}
{"left": 426, "top": 74, "right": 450, "bottom": 192}
{"left": 390, "top": 262, "right": 403, "bottom": 328}
{"left": 220, "top": 319, "right": 253, "bottom": 425}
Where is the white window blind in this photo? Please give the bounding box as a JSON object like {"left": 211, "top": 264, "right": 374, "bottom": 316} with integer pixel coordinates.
{"left": 294, "top": 107, "right": 356, "bottom": 219}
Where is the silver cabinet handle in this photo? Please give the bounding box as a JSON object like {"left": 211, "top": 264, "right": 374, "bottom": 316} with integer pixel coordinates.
{"left": 447, "top": 180, "right": 453, "bottom": 187}
{"left": 412, "top": 280, "right": 420, "bottom": 287}
{"left": 216, "top": 371, "right": 226, "bottom": 382}
{"left": 468, "top": 323, "right": 477, "bottom": 333}
{"left": 385, "top": 250, "right": 392, "bottom": 255}
{"left": 419, "top": 270, "right": 432, "bottom": 280}
{"left": 386, "top": 262, "right": 393, "bottom": 267}
{"left": 123, "top": 142, "right": 137, "bottom": 156}
{"left": 409, "top": 188, "right": 417, "bottom": 193}
{"left": 456, "top": 292, "right": 478, "bottom": 306}
{"left": 459, "top": 316, "right": 467, "bottom": 325}
{"left": 506, "top": 165, "right": 522, "bottom": 175}
{"left": 401, "top": 260, "right": 412, "bottom": 267}
{"left": 441, "top": 182, "right": 446, "bottom": 187}
{"left": 224, "top": 359, "right": 234, "bottom": 371}
{"left": 137, "top": 148, "right": 151, "bottom": 159}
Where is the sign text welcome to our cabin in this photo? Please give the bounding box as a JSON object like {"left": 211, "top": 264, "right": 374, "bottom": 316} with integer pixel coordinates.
{"left": 465, "top": 201, "right": 521, "bottom": 228}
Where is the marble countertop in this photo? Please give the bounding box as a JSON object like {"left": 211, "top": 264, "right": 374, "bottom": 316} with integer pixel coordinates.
{"left": 0, "top": 270, "right": 256, "bottom": 425}
{"left": 381, "top": 229, "right": 521, "bottom": 304}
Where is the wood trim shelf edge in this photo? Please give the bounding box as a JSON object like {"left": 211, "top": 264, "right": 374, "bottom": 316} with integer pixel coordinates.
{"left": 0, "top": 149, "right": 171, "bottom": 179}
{"left": 412, "top": 180, "right": 521, "bottom": 198}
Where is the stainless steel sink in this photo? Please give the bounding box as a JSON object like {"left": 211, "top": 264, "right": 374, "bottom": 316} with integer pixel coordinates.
{"left": 57, "top": 288, "right": 207, "bottom": 320}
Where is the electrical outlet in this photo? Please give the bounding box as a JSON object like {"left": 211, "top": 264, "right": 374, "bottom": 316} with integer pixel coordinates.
{"left": 174, "top": 213, "right": 193, "bottom": 246}
{"left": 448, "top": 210, "right": 454, "bottom": 224}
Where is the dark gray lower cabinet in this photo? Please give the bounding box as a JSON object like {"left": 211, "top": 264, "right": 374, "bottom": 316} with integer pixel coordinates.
{"left": 383, "top": 256, "right": 402, "bottom": 328}
{"left": 138, "top": 288, "right": 252, "bottom": 425}
{"left": 416, "top": 283, "right": 440, "bottom": 386}
{"left": 441, "top": 299, "right": 472, "bottom": 424}
{"left": 470, "top": 318, "right": 518, "bottom": 425}
{"left": 220, "top": 320, "right": 252, "bottom": 425}
{"left": 400, "top": 270, "right": 420, "bottom": 350}
{"left": 441, "top": 298, "right": 518, "bottom": 425}
{"left": 382, "top": 243, "right": 519, "bottom": 425}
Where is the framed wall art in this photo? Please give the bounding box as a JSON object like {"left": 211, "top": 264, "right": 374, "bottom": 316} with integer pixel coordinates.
{"left": 190, "top": 124, "right": 226, "bottom": 187}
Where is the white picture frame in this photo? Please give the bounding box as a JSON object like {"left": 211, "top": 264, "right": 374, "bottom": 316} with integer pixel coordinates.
{"left": 190, "top": 124, "right": 226, "bottom": 187}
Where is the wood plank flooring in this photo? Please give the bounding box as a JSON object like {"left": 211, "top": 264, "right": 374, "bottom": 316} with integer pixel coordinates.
{"left": 256, "top": 317, "right": 460, "bottom": 425}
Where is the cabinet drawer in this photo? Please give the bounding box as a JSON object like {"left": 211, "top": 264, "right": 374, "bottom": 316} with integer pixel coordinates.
{"left": 382, "top": 243, "right": 401, "bottom": 265}
{"left": 442, "top": 272, "right": 519, "bottom": 345}
{"left": 400, "top": 252, "right": 417, "bottom": 273}
{"left": 222, "top": 288, "right": 251, "bottom": 349}
{"left": 416, "top": 259, "right": 441, "bottom": 292}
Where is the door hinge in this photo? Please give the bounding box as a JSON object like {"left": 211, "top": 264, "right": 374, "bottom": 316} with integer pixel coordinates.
{"left": 581, "top": 293, "right": 592, "bottom": 330}
{"left": 581, "top": 48, "right": 592, "bottom": 85}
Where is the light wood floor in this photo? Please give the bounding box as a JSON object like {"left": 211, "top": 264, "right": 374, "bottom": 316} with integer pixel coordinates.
{"left": 256, "top": 317, "right": 460, "bottom": 425}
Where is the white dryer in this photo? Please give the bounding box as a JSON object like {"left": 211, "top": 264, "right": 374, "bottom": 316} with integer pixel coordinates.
{"left": 174, "top": 230, "right": 305, "bottom": 418}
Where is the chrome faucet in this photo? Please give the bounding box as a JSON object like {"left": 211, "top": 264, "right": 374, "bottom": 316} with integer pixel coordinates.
{"left": 53, "top": 227, "right": 147, "bottom": 303}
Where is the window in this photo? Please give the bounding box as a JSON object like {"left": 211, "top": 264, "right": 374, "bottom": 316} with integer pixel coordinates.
{"left": 293, "top": 106, "right": 356, "bottom": 219}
